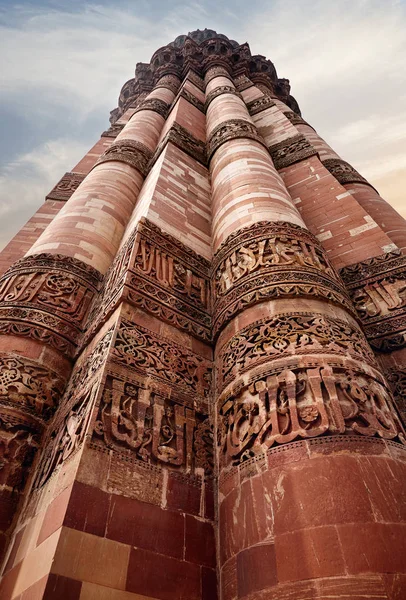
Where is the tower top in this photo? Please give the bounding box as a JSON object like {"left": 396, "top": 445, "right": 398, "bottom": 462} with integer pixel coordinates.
{"left": 110, "top": 30, "right": 301, "bottom": 124}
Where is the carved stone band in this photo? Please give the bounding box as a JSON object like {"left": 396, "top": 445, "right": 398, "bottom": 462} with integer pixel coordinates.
{"left": 283, "top": 111, "right": 314, "bottom": 130}
{"left": 95, "top": 139, "right": 153, "bottom": 177}
{"left": 46, "top": 172, "right": 85, "bottom": 202}
{"left": 212, "top": 221, "right": 353, "bottom": 337}
{"left": 322, "top": 158, "right": 372, "bottom": 188}
{"left": 217, "top": 312, "right": 377, "bottom": 391}
{"left": 217, "top": 357, "right": 406, "bottom": 468}
{"left": 179, "top": 89, "right": 204, "bottom": 113}
{"left": 339, "top": 250, "right": 406, "bottom": 352}
{"left": 0, "top": 254, "right": 102, "bottom": 356}
{"left": 101, "top": 123, "right": 125, "bottom": 138}
{"left": 268, "top": 134, "right": 318, "bottom": 169}
{"left": 84, "top": 217, "right": 211, "bottom": 344}
{"left": 207, "top": 118, "right": 266, "bottom": 160}
{"left": 204, "top": 86, "right": 242, "bottom": 112}
{"left": 150, "top": 122, "right": 207, "bottom": 167}
{"left": 132, "top": 98, "right": 170, "bottom": 119}
{"left": 154, "top": 75, "right": 180, "bottom": 94}
{"left": 246, "top": 96, "right": 276, "bottom": 116}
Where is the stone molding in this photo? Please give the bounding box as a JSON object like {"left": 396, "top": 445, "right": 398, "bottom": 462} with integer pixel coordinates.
{"left": 340, "top": 250, "right": 406, "bottom": 352}
{"left": 268, "top": 134, "right": 318, "bottom": 169}
{"left": 154, "top": 74, "right": 181, "bottom": 94}
{"left": 0, "top": 254, "right": 102, "bottom": 357}
{"left": 179, "top": 88, "right": 204, "bottom": 112}
{"left": 95, "top": 139, "right": 153, "bottom": 177}
{"left": 246, "top": 96, "right": 276, "bottom": 116}
{"left": 204, "top": 85, "right": 242, "bottom": 112}
{"left": 203, "top": 64, "right": 234, "bottom": 85}
{"left": 217, "top": 356, "right": 406, "bottom": 468}
{"left": 150, "top": 122, "right": 207, "bottom": 167}
{"left": 101, "top": 123, "right": 125, "bottom": 138}
{"left": 283, "top": 110, "right": 314, "bottom": 130}
{"left": 322, "top": 158, "right": 373, "bottom": 188}
{"left": 234, "top": 74, "right": 254, "bottom": 91}
{"left": 132, "top": 98, "right": 170, "bottom": 119}
{"left": 211, "top": 221, "right": 353, "bottom": 337}
{"left": 45, "top": 172, "right": 85, "bottom": 202}
{"left": 207, "top": 118, "right": 266, "bottom": 160}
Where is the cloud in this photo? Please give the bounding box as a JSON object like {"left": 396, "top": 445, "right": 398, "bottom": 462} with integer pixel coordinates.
{"left": 0, "top": 0, "right": 405, "bottom": 254}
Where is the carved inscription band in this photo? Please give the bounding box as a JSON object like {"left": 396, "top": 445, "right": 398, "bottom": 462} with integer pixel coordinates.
{"left": 212, "top": 221, "right": 354, "bottom": 337}
{"left": 0, "top": 254, "right": 102, "bottom": 357}
{"left": 340, "top": 250, "right": 406, "bottom": 352}
{"left": 217, "top": 360, "right": 406, "bottom": 468}
{"left": 46, "top": 172, "right": 86, "bottom": 202}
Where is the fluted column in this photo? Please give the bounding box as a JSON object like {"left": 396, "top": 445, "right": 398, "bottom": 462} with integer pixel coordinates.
{"left": 206, "top": 67, "right": 406, "bottom": 600}
{"left": 0, "top": 73, "right": 181, "bottom": 554}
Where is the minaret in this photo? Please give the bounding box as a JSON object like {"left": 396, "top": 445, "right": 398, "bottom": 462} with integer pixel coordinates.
{"left": 0, "top": 29, "right": 405, "bottom": 600}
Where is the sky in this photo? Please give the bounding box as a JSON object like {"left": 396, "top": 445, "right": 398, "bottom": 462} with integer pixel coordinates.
{"left": 0, "top": 0, "right": 405, "bottom": 250}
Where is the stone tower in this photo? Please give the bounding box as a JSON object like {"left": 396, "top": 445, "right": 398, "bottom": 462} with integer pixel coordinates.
{"left": 0, "top": 28, "right": 405, "bottom": 600}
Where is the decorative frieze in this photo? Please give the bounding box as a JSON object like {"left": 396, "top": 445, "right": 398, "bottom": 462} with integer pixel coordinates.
{"left": 207, "top": 118, "right": 266, "bottom": 160}
{"left": 246, "top": 96, "right": 275, "bottom": 116}
{"left": 268, "top": 134, "right": 317, "bottom": 169}
{"left": 112, "top": 320, "right": 212, "bottom": 402}
{"left": 340, "top": 250, "right": 406, "bottom": 352}
{"left": 132, "top": 98, "right": 170, "bottom": 119}
{"left": 217, "top": 313, "right": 377, "bottom": 391}
{"left": 33, "top": 326, "right": 114, "bottom": 489}
{"left": 0, "top": 254, "right": 102, "bottom": 356}
{"left": 179, "top": 88, "right": 204, "bottom": 113}
{"left": 45, "top": 172, "right": 85, "bottom": 202}
{"left": 95, "top": 139, "right": 152, "bottom": 177}
{"left": 154, "top": 74, "right": 180, "bottom": 94}
{"left": 204, "top": 85, "right": 242, "bottom": 112}
{"left": 0, "top": 355, "right": 66, "bottom": 421}
{"left": 322, "top": 158, "right": 370, "bottom": 186}
{"left": 92, "top": 373, "right": 213, "bottom": 476}
{"left": 234, "top": 74, "right": 254, "bottom": 92}
{"left": 283, "top": 111, "right": 313, "bottom": 129}
{"left": 101, "top": 123, "right": 125, "bottom": 138}
{"left": 150, "top": 122, "right": 207, "bottom": 167}
{"left": 86, "top": 218, "right": 211, "bottom": 343}
{"left": 217, "top": 361, "right": 405, "bottom": 467}
{"left": 212, "top": 221, "right": 352, "bottom": 337}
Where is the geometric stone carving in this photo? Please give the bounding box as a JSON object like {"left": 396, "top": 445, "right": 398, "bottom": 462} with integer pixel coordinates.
{"left": 101, "top": 123, "right": 125, "bottom": 138}
{"left": 151, "top": 122, "right": 207, "bottom": 167}
{"left": 132, "top": 98, "right": 170, "bottom": 119}
{"left": 112, "top": 320, "right": 212, "bottom": 401}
